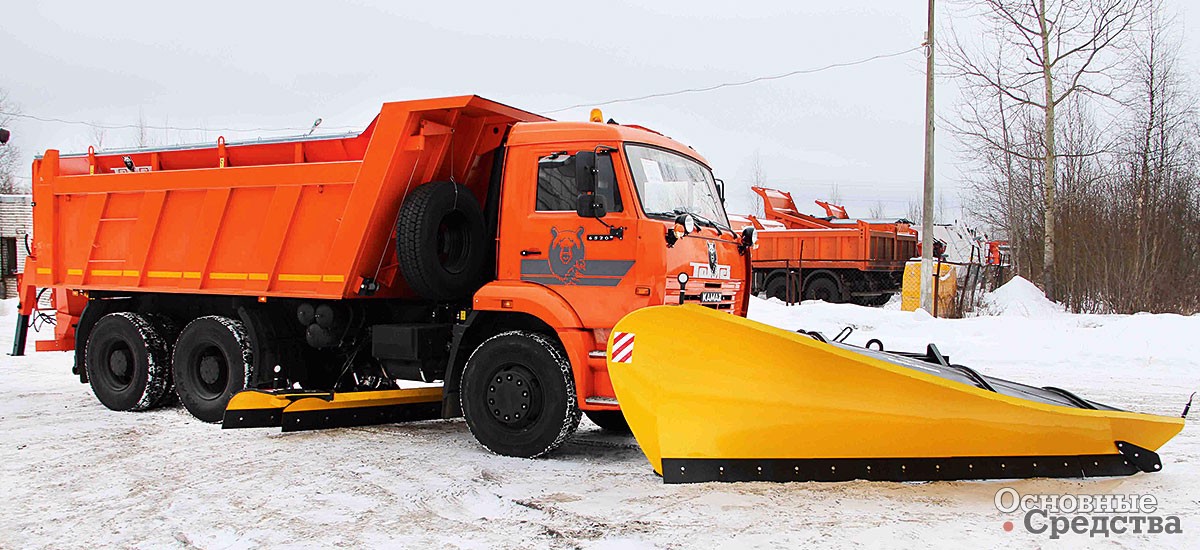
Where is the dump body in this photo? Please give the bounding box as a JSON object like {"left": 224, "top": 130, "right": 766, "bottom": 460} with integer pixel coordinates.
{"left": 23, "top": 96, "right": 544, "bottom": 302}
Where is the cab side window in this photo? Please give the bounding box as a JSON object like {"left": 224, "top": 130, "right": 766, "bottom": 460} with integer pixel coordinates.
{"left": 536, "top": 153, "right": 622, "bottom": 212}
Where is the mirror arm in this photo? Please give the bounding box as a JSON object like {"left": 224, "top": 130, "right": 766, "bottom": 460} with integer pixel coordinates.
{"left": 594, "top": 215, "right": 624, "bottom": 239}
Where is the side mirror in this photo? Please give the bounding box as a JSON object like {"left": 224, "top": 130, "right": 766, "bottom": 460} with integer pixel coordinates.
{"left": 575, "top": 151, "right": 597, "bottom": 194}
{"left": 0, "top": 128, "right": 10, "bottom": 145}
{"left": 576, "top": 194, "right": 607, "bottom": 218}
{"left": 574, "top": 149, "right": 614, "bottom": 219}
{"left": 714, "top": 178, "right": 726, "bottom": 203}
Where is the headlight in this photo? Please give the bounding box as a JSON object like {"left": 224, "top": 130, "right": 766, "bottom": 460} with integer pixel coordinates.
{"left": 677, "top": 272, "right": 689, "bottom": 286}
{"left": 673, "top": 214, "right": 696, "bottom": 237}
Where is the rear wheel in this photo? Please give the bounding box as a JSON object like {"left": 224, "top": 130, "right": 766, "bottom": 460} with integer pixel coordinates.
{"left": 145, "top": 314, "right": 181, "bottom": 407}
{"left": 803, "top": 276, "right": 844, "bottom": 303}
{"left": 855, "top": 293, "right": 892, "bottom": 307}
{"left": 584, "top": 410, "right": 631, "bottom": 434}
{"left": 84, "top": 312, "right": 172, "bottom": 411}
{"left": 172, "top": 316, "right": 253, "bottom": 423}
{"left": 763, "top": 275, "right": 799, "bottom": 302}
{"left": 460, "top": 331, "right": 580, "bottom": 458}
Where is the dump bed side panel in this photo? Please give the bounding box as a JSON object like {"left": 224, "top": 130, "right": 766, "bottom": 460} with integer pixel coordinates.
{"left": 24, "top": 96, "right": 548, "bottom": 300}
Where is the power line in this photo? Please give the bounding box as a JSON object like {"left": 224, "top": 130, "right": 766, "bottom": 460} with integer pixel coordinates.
{"left": 543, "top": 45, "right": 923, "bottom": 114}
{"left": 0, "top": 111, "right": 360, "bottom": 133}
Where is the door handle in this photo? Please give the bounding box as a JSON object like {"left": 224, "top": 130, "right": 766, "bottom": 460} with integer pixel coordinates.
{"left": 520, "top": 248, "right": 542, "bottom": 257}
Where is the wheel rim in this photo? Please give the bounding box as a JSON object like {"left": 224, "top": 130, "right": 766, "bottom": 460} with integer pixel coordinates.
{"left": 485, "top": 363, "right": 541, "bottom": 429}
{"left": 436, "top": 210, "right": 471, "bottom": 275}
{"left": 192, "top": 345, "right": 229, "bottom": 399}
{"left": 104, "top": 342, "right": 134, "bottom": 390}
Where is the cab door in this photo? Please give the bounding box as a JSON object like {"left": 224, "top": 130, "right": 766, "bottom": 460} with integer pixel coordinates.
{"left": 497, "top": 145, "right": 641, "bottom": 328}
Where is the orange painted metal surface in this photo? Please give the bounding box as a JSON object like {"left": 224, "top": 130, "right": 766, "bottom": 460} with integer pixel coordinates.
{"left": 22, "top": 96, "right": 548, "bottom": 302}
{"left": 746, "top": 186, "right": 917, "bottom": 271}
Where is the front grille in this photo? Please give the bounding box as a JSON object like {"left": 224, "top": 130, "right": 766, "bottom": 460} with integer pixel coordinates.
{"left": 667, "top": 280, "right": 741, "bottom": 311}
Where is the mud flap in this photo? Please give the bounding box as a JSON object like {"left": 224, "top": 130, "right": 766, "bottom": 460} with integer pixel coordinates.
{"left": 607, "top": 305, "right": 1184, "bottom": 483}
{"left": 223, "top": 387, "right": 444, "bottom": 431}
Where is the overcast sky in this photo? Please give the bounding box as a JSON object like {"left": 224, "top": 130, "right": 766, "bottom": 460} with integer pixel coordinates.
{"left": 3, "top": 1, "right": 1197, "bottom": 220}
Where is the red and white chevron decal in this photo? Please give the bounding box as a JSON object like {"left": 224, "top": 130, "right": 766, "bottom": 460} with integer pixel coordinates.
{"left": 611, "top": 331, "right": 635, "bottom": 363}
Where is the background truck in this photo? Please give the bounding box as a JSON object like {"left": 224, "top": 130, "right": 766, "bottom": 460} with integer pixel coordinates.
{"left": 734, "top": 186, "right": 917, "bottom": 305}
{"left": 13, "top": 95, "right": 754, "bottom": 458}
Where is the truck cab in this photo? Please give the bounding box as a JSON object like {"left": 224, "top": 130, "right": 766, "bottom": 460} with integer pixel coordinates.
{"left": 459, "top": 120, "right": 753, "bottom": 455}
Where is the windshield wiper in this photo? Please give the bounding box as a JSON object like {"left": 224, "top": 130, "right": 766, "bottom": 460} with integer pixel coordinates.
{"left": 646, "top": 209, "right": 733, "bottom": 237}
{"left": 673, "top": 209, "right": 733, "bottom": 237}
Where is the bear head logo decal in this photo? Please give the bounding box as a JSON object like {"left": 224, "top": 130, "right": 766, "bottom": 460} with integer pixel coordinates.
{"left": 549, "top": 226, "right": 587, "bottom": 283}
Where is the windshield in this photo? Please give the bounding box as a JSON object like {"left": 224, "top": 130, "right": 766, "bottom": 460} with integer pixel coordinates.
{"left": 625, "top": 144, "right": 729, "bottom": 226}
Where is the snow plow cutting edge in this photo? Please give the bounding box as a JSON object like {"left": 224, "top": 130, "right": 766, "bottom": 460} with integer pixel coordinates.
{"left": 607, "top": 305, "right": 1184, "bottom": 483}
{"left": 223, "top": 387, "right": 442, "bottom": 431}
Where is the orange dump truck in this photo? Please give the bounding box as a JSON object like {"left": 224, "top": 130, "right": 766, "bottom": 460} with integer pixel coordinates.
{"left": 736, "top": 186, "right": 917, "bottom": 305}
{"left": 13, "top": 95, "right": 753, "bottom": 457}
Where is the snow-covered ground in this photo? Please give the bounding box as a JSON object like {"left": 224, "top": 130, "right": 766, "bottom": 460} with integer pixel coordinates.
{"left": 1, "top": 286, "right": 1197, "bottom": 549}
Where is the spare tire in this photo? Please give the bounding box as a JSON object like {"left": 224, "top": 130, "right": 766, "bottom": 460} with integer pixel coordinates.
{"left": 396, "top": 181, "right": 488, "bottom": 301}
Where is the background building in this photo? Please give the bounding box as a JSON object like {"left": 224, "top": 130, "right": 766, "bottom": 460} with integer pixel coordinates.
{"left": 1, "top": 194, "right": 31, "bottom": 299}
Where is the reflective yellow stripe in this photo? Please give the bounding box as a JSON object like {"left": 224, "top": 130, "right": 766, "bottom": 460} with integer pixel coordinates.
{"left": 122, "top": 270, "right": 139, "bottom": 277}
{"left": 67, "top": 268, "right": 84, "bottom": 276}
{"left": 36, "top": 267, "right": 52, "bottom": 275}
{"left": 209, "top": 272, "right": 248, "bottom": 281}
{"left": 322, "top": 274, "right": 345, "bottom": 283}
{"left": 183, "top": 272, "right": 202, "bottom": 279}
{"left": 248, "top": 273, "right": 269, "bottom": 281}
{"left": 279, "top": 274, "right": 321, "bottom": 282}
{"left": 91, "top": 269, "right": 122, "bottom": 277}
{"left": 147, "top": 271, "right": 182, "bottom": 279}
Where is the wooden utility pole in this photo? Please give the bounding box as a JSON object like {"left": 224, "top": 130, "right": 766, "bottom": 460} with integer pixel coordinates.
{"left": 919, "top": 0, "right": 937, "bottom": 313}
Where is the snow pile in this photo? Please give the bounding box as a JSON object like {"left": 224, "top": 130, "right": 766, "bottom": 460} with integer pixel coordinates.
{"left": 976, "top": 276, "right": 1065, "bottom": 318}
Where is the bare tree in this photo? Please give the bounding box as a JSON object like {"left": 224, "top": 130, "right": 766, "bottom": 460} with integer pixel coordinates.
{"left": 950, "top": 0, "right": 1199, "bottom": 314}
{"left": 89, "top": 125, "right": 108, "bottom": 151}
{"left": 869, "top": 200, "right": 887, "bottom": 218}
{"left": 134, "top": 108, "right": 151, "bottom": 148}
{"left": 827, "top": 183, "right": 842, "bottom": 205}
{"left": 906, "top": 199, "right": 923, "bottom": 224}
{"left": 0, "top": 89, "right": 21, "bottom": 194}
{"left": 1108, "top": 0, "right": 1200, "bottom": 312}
{"left": 945, "top": 0, "right": 1143, "bottom": 299}
{"left": 745, "top": 151, "right": 767, "bottom": 216}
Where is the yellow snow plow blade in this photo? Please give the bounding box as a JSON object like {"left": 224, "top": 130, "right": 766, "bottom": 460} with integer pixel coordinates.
{"left": 222, "top": 387, "right": 443, "bottom": 432}
{"left": 608, "top": 305, "right": 1184, "bottom": 483}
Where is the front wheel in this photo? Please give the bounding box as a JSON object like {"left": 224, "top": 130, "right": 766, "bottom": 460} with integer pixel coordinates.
{"left": 460, "top": 331, "right": 580, "bottom": 458}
